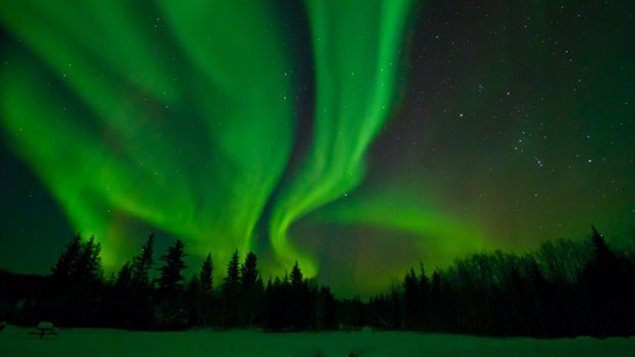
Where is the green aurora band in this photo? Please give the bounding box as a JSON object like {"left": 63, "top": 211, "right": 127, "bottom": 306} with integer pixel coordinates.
{"left": 270, "top": 0, "right": 415, "bottom": 277}
{"left": 0, "top": 0, "right": 435, "bottom": 278}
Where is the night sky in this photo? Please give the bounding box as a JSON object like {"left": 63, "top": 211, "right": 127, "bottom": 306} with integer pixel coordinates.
{"left": 0, "top": 0, "right": 634, "bottom": 296}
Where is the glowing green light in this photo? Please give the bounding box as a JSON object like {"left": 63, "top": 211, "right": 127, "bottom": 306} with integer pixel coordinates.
{"left": 269, "top": 0, "right": 416, "bottom": 276}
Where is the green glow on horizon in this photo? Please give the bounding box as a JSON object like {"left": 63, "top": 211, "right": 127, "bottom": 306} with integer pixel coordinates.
{"left": 307, "top": 182, "right": 490, "bottom": 270}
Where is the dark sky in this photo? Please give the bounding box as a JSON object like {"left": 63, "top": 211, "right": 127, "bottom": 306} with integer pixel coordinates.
{"left": 0, "top": 0, "right": 633, "bottom": 295}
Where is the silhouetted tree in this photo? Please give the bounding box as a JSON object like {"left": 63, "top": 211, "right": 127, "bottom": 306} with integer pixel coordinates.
{"left": 524, "top": 259, "right": 548, "bottom": 336}
{"left": 157, "top": 239, "right": 187, "bottom": 296}
{"left": 200, "top": 252, "right": 213, "bottom": 294}
{"left": 590, "top": 226, "right": 615, "bottom": 267}
{"left": 264, "top": 276, "right": 289, "bottom": 330}
{"left": 186, "top": 274, "right": 201, "bottom": 326}
{"left": 115, "top": 262, "right": 133, "bottom": 288}
{"left": 317, "top": 286, "right": 337, "bottom": 330}
{"left": 418, "top": 262, "right": 431, "bottom": 329}
{"left": 403, "top": 268, "right": 419, "bottom": 329}
{"left": 76, "top": 236, "right": 103, "bottom": 286}
{"left": 290, "top": 261, "right": 303, "bottom": 288}
{"left": 197, "top": 252, "right": 214, "bottom": 326}
{"left": 222, "top": 250, "right": 241, "bottom": 327}
{"left": 581, "top": 226, "right": 622, "bottom": 336}
{"left": 429, "top": 271, "right": 443, "bottom": 330}
{"left": 51, "top": 234, "right": 82, "bottom": 284}
{"left": 289, "top": 261, "right": 311, "bottom": 329}
{"left": 120, "top": 234, "right": 156, "bottom": 329}
{"left": 240, "top": 252, "right": 263, "bottom": 326}
{"left": 154, "top": 240, "right": 188, "bottom": 329}
{"left": 241, "top": 252, "right": 259, "bottom": 288}
{"left": 109, "top": 262, "right": 134, "bottom": 327}
{"left": 132, "top": 234, "right": 155, "bottom": 287}
{"left": 48, "top": 234, "right": 104, "bottom": 326}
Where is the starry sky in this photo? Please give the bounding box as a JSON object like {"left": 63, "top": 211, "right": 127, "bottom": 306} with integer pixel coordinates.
{"left": 0, "top": 0, "right": 634, "bottom": 296}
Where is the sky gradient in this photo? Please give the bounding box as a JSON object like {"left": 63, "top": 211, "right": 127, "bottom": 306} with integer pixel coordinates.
{"left": 0, "top": 0, "right": 634, "bottom": 296}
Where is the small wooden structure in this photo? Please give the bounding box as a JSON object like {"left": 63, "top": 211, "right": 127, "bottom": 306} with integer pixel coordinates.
{"left": 36, "top": 321, "right": 56, "bottom": 339}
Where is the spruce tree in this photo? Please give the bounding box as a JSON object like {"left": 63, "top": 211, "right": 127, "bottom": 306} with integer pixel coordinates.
{"left": 116, "top": 262, "right": 133, "bottom": 288}
{"left": 289, "top": 261, "right": 310, "bottom": 329}
{"left": 241, "top": 252, "right": 259, "bottom": 289}
{"left": 223, "top": 250, "right": 240, "bottom": 296}
{"left": 197, "top": 252, "right": 214, "bottom": 326}
{"left": 111, "top": 262, "right": 134, "bottom": 327}
{"left": 127, "top": 234, "right": 156, "bottom": 329}
{"left": 186, "top": 274, "right": 201, "bottom": 326}
{"left": 76, "top": 235, "right": 103, "bottom": 286}
{"left": 157, "top": 239, "right": 187, "bottom": 296}
{"left": 51, "top": 234, "right": 83, "bottom": 283}
{"left": 403, "top": 268, "right": 419, "bottom": 329}
{"left": 199, "top": 252, "right": 214, "bottom": 294}
{"left": 132, "top": 234, "right": 155, "bottom": 287}
{"left": 584, "top": 226, "right": 620, "bottom": 335}
{"left": 590, "top": 226, "right": 615, "bottom": 266}
{"left": 418, "top": 262, "right": 431, "bottom": 329}
{"left": 290, "top": 261, "right": 304, "bottom": 289}
{"left": 50, "top": 234, "right": 104, "bottom": 326}
{"left": 222, "top": 250, "right": 241, "bottom": 326}
{"left": 240, "top": 252, "right": 263, "bottom": 325}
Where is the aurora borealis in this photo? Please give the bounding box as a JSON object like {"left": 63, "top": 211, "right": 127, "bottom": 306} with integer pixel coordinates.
{"left": 0, "top": 1, "right": 634, "bottom": 295}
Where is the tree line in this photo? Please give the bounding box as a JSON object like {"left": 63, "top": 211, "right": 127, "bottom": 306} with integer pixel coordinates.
{"left": 366, "top": 227, "right": 635, "bottom": 337}
{"left": 0, "top": 226, "right": 633, "bottom": 337}
{"left": 0, "top": 234, "right": 337, "bottom": 331}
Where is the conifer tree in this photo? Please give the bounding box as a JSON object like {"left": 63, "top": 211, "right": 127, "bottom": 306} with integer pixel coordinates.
{"left": 403, "top": 268, "right": 419, "bottom": 329}
{"left": 222, "top": 250, "right": 241, "bottom": 326}
{"left": 289, "top": 261, "right": 311, "bottom": 329}
{"left": 76, "top": 235, "right": 103, "bottom": 285}
{"left": 590, "top": 226, "right": 615, "bottom": 266}
{"left": 240, "top": 252, "right": 263, "bottom": 325}
{"left": 199, "top": 252, "right": 213, "bottom": 294}
{"left": 290, "top": 261, "right": 304, "bottom": 289}
{"left": 241, "top": 252, "right": 259, "bottom": 289}
{"left": 115, "top": 262, "right": 133, "bottom": 288}
{"left": 51, "top": 234, "right": 83, "bottom": 282}
{"left": 197, "top": 253, "right": 214, "bottom": 326}
{"left": 186, "top": 274, "right": 201, "bottom": 326}
{"left": 418, "top": 262, "right": 431, "bottom": 329}
{"left": 223, "top": 250, "right": 240, "bottom": 296}
{"left": 132, "top": 234, "right": 155, "bottom": 287}
{"left": 50, "top": 234, "right": 104, "bottom": 326}
{"left": 157, "top": 239, "right": 187, "bottom": 296}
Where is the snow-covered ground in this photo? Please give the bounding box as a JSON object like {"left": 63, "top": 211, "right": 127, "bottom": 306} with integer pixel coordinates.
{"left": 1, "top": 324, "right": 634, "bottom": 356}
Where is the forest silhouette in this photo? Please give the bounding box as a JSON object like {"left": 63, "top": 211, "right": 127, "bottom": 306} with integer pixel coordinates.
{"left": 1, "top": 227, "right": 634, "bottom": 337}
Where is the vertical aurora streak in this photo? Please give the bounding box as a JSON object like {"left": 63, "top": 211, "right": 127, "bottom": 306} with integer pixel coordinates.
{"left": 270, "top": 0, "right": 415, "bottom": 276}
